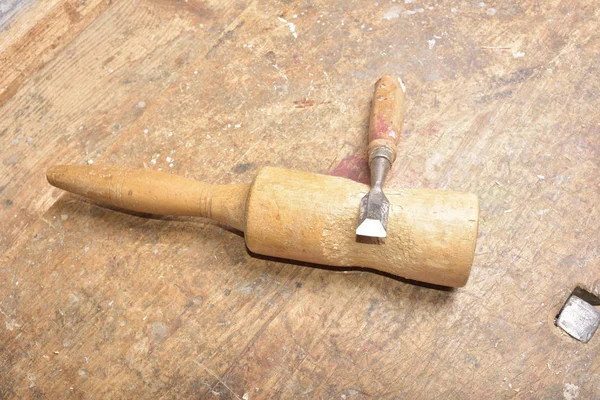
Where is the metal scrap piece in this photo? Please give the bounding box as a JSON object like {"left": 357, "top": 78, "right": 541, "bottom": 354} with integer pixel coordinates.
{"left": 555, "top": 287, "right": 600, "bottom": 343}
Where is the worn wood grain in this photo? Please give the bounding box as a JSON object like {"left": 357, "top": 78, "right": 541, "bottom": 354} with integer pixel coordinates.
{"left": 1, "top": 0, "right": 599, "bottom": 398}
{"left": 0, "top": 0, "right": 245, "bottom": 255}
{"left": 0, "top": 0, "right": 109, "bottom": 106}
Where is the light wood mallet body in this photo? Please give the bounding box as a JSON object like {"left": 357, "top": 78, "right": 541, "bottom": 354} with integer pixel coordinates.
{"left": 47, "top": 165, "right": 479, "bottom": 287}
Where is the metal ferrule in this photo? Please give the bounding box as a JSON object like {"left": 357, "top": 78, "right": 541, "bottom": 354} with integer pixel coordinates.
{"left": 369, "top": 155, "right": 391, "bottom": 190}
{"left": 368, "top": 147, "right": 394, "bottom": 165}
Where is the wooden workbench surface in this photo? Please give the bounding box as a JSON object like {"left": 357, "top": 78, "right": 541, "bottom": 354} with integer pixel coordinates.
{"left": 1, "top": 0, "right": 598, "bottom": 398}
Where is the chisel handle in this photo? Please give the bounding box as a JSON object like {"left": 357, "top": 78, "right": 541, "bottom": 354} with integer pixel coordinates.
{"left": 47, "top": 166, "right": 249, "bottom": 231}
{"left": 367, "top": 76, "right": 406, "bottom": 163}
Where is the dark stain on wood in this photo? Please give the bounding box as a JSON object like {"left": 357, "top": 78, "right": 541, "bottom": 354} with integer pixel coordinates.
{"left": 232, "top": 162, "right": 255, "bottom": 174}
{"left": 62, "top": 2, "right": 82, "bottom": 23}
{"left": 329, "top": 152, "right": 369, "bottom": 184}
{"left": 205, "top": 21, "right": 245, "bottom": 58}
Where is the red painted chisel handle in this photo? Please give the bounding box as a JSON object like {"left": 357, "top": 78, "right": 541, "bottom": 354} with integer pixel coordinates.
{"left": 367, "top": 76, "right": 406, "bottom": 165}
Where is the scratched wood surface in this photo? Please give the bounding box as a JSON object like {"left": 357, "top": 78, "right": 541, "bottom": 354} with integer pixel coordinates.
{"left": 1, "top": 0, "right": 599, "bottom": 398}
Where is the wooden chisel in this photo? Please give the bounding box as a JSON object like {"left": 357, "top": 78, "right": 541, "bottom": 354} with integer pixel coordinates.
{"left": 356, "top": 76, "right": 406, "bottom": 238}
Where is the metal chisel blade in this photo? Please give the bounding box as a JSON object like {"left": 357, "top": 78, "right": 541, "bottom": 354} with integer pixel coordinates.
{"left": 356, "top": 189, "right": 389, "bottom": 238}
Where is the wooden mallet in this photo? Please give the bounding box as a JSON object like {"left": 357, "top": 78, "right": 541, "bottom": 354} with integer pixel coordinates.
{"left": 47, "top": 163, "right": 479, "bottom": 287}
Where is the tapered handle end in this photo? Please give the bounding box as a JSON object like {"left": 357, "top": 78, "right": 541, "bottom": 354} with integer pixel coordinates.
{"left": 47, "top": 165, "right": 67, "bottom": 188}
{"left": 46, "top": 165, "right": 250, "bottom": 232}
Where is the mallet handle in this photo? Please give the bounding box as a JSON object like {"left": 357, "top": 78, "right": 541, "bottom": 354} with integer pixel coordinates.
{"left": 47, "top": 165, "right": 249, "bottom": 231}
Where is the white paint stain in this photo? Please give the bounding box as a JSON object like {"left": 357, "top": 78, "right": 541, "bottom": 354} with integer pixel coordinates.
{"left": 69, "top": 293, "right": 81, "bottom": 304}
{"left": 406, "top": 8, "right": 424, "bottom": 15}
{"left": 563, "top": 383, "right": 579, "bottom": 400}
{"left": 277, "top": 17, "right": 298, "bottom": 38}
{"left": 151, "top": 322, "right": 168, "bottom": 339}
{"left": 28, "top": 374, "right": 36, "bottom": 388}
{"left": 383, "top": 6, "right": 403, "bottom": 20}
{"left": 428, "top": 38, "right": 436, "bottom": 49}
{"left": 398, "top": 77, "right": 406, "bottom": 92}
{"left": 5, "top": 319, "right": 19, "bottom": 331}
{"left": 513, "top": 51, "right": 526, "bottom": 58}
{"left": 486, "top": 7, "right": 497, "bottom": 15}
